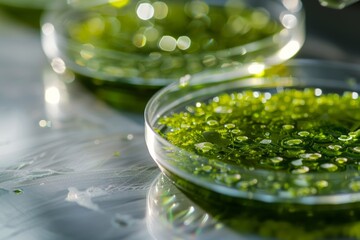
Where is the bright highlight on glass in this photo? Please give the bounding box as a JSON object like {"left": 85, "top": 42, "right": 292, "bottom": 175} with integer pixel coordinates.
{"left": 45, "top": 86, "right": 61, "bottom": 104}
{"left": 136, "top": 3, "right": 155, "bottom": 20}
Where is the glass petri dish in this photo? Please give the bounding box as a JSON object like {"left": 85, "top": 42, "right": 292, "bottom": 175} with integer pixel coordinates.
{"left": 41, "top": 0, "right": 304, "bottom": 111}
{"left": 145, "top": 59, "right": 360, "bottom": 208}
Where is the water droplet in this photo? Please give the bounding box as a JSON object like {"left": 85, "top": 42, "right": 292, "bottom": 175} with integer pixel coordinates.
{"left": 285, "top": 139, "right": 303, "bottom": 146}
{"left": 282, "top": 124, "right": 294, "bottom": 130}
{"left": 236, "top": 136, "right": 248, "bottom": 142}
{"left": 207, "top": 120, "right": 219, "bottom": 126}
{"left": 300, "top": 153, "right": 322, "bottom": 161}
{"left": 298, "top": 131, "right": 310, "bottom": 137}
{"left": 260, "top": 139, "right": 272, "bottom": 144}
{"left": 194, "top": 142, "right": 213, "bottom": 153}
{"left": 320, "top": 163, "right": 338, "bottom": 172}
{"left": 338, "top": 135, "right": 352, "bottom": 141}
{"left": 291, "top": 166, "right": 310, "bottom": 174}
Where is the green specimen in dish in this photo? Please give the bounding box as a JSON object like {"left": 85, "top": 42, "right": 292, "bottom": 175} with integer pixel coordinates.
{"left": 158, "top": 88, "right": 360, "bottom": 174}
{"left": 65, "top": 0, "right": 281, "bottom": 80}
{"left": 156, "top": 88, "right": 360, "bottom": 199}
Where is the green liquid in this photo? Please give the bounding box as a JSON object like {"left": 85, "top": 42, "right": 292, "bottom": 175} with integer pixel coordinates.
{"left": 158, "top": 173, "right": 360, "bottom": 240}
{"left": 157, "top": 88, "right": 360, "bottom": 197}
{"left": 64, "top": 1, "right": 281, "bottom": 81}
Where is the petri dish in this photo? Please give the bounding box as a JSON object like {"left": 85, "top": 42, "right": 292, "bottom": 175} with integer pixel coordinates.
{"left": 41, "top": 0, "right": 304, "bottom": 111}
{"left": 145, "top": 59, "right": 360, "bottom": 208}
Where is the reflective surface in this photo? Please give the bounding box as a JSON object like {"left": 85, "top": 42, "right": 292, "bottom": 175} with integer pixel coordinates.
{"left": 1, "top": 3, "right": 360, "bottom": 240}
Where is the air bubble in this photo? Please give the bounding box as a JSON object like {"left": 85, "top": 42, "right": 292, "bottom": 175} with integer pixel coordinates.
{"left": 224, "top": 123, "right": 236, "bottom": 129}
{"left": 194, "top": 142, "right": 213, "bottom": 153}
{"left": 353, "top": 146, "right": 360, "bottom": 153}
{"left": 327, "top": 145, "right": 342, "bottom": 151}
{"left": 282, "top": 124, "right": 295, "bottom": 130}
{"left": 300, "top": 153, "right": 322, "bottom": 161}
{"left": 291, "top": 166, "right": 310, "bottom": 174}
{"left": 214, "top": 106, "right": 233, "bottom": 114}
{"left": 231, "top": 129, "right": 242, "bottom": 134}
{"left": 335, "top": 157, "right": 348, "bottom": 164}
{"left": 349, "top": 181, "right": 360, "bottom": 191}
{"left": 201, "top": 165, "right": 213, "bottom": 172}
{"left": 320, "top": 163, "right": 338, "bottom": 172}
{"left": 207, "top": 120, "right": 219, "bottom": 126}
{"left": 285, "top": 139, "right": 303, "bottom": 146}
{"left": 338, "top": 135, "right": 352, "bottom": 141}
{"left": 236, "top": 136, "right": 248, "bottom": 142}
{"left": 315, "top": 180, "right": 329, "bottom": 189}
{"left": 298, "top": 131, "right": 310, "bottom": 137}
{"left": 270, "top": 157, "right": 283, "bottom": 164}
{"left": 291, "top": 159, "right": 303, "bottom": 166}
{"left": 260, "top": 139, "right": 272, "bottom": 144}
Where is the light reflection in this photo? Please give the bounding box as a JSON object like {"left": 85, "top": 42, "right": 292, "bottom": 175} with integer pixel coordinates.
{"left": 177, "top": 36, "right": 191, "bottom": 50}
{"left": 278, "top": 39, "right": 301, "bottom": 60}
{"left": 153, "top": 1, "right": 168, "bottom": 19}
{"left": 45, "top": 86, "right": 61, "bottom": 104}
{"left": 281, "top": 14, "right": 297, "bottom": 29}
{"left": 133, "top": 33, "right": 147, "bottom": 48}
{"left": 315, "top": 88, "right": 323, "bottom": 96}
{"left": 39, "top": 119, "right": 52, "bottom": 128}
{"left": 80, "top": 44, "right": 95, "bottom": 60}
{"left": 247, "top": 62, "right": 265, "bottom": 75}
{"left": 159, "top": 35, "right": 177, "bottom": 52}
{"left": 352, "top": 92, "right": 359, "bottom": 99}
{"left": 51, "top": 57, "right": 66, "bottom": 74}
{"left": 137, "top": 3, "right": 155, "bottom": 20}
{"left": 282, "top": 0, "right": 302, "bottom": 12}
